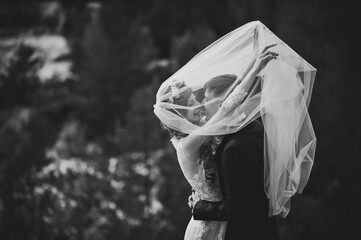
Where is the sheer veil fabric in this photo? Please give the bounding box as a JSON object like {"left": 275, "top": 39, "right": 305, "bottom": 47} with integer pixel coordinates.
{"left": 154, "top": 21, "right": 316, "bottom": 218}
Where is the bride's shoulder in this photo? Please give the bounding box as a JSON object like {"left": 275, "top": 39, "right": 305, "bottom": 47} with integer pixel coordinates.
{"left": 170, "top": 136, "right": 186, "bottom": 150}
{"left": 170, "top": 136, "right": 179, "bottom": 146}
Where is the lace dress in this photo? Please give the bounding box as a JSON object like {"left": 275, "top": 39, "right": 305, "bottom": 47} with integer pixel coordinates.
{"left": 170, "top": 86, "right": 248, "bottom": 239}
{"left": 171, "top": 136, "right": 226, "bottom": 240}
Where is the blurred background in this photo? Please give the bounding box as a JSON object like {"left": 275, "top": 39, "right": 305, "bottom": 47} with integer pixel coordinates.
{"left": 0, "top": 0, "right": 359, "bottom": 239}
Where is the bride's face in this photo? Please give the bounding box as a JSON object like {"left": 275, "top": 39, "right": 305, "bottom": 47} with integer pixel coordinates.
{"left": 184, "top": 93, "right": 204, "bottom": 124}
{"left": 203, "top": 89, "right": 222, "bottom": 121}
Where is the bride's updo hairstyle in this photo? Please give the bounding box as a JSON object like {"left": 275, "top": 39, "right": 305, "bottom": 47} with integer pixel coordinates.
{"left": 163, "top": 81, "right": 192, "bottom": 116}
{"left": 161, "top": 81, "right": 192, "bottom": 139}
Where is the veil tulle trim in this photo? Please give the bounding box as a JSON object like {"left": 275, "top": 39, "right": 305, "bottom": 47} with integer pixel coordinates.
{"left": 154, "top": 21, "right": 316, "bottom": 218}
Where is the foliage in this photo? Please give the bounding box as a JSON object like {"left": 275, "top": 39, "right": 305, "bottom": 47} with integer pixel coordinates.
{"left": 0, "top": 0, "right": 359, "bottom": 240}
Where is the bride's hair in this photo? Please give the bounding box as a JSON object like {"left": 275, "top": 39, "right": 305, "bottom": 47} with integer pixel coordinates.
{"left": 161, "top": 122, "right": 188, "bottom": 139}
{"left": 164, "top": 81, "right": 192, "bottom": 115}
{"left": 161, "top": 81, "right": 192, "bottom": 139}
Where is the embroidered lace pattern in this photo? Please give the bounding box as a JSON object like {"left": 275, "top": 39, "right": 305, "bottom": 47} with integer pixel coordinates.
{"left": 172, "top": 136, "right": 225, "bottom": 240}
{"left": 222, "top": 87, "right": 248, "bottom": 112}
{"left": 194, "top": 221, "right": 220, "bottom": 239}
{"left": 188, "top": 136, "right": 223, "bottom": 201}
{"left": 188, "top": 136, "right": 224, "bottom": 239}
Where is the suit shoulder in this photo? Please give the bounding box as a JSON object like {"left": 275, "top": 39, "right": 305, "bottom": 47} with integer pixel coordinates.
{"left": 224, "top": 120, "right": 263, "bottom": 149}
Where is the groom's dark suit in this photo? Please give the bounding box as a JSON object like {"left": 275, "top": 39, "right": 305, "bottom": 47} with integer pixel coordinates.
{"left": 193, "top": 119, "right": 279, "bottom": 240}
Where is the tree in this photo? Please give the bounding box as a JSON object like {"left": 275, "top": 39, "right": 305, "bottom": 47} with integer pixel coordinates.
{"left": 0, "top": 43, "right": 74, "bottom": 240}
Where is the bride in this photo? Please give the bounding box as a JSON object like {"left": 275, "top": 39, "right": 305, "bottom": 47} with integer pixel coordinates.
{"left": 154, "top": 21, "right": 316, "bottom": 239}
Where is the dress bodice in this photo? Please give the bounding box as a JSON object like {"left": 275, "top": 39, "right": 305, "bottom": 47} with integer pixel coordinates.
{"left": 171, "top": 136, "right": 223, "bottom": 202}
{"left": 188, "top": 160, "right": 223, "bottom": 201}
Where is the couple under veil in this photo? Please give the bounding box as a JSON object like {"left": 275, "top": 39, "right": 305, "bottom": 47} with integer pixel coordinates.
{"left": 153, "top": 21, "right": 316, "bottom": 240}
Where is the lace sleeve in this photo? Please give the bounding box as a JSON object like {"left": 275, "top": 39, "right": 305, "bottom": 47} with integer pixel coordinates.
{"left": 222, "top": 86, "right": 248, "bottom": 113}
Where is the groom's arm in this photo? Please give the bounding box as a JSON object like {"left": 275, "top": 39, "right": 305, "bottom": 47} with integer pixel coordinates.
{"left": 193, "top": 142, "right": 257, "bottom": 221}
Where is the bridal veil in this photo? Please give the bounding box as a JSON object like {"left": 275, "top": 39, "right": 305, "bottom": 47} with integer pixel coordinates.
{"left": 154, "top": 21, "right": 316, "bottom": 218}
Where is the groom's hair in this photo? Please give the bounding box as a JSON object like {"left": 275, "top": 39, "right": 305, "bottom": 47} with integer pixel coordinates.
{"left": 204, "top": 74, "right": 237, "bottom": 97}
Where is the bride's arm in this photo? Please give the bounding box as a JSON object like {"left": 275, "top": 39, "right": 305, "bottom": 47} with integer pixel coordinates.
{"left": 204, "top": 44, "right": 278, "bottom": 126}
{"left": 225, "top": 42, "right": 277, "bottom": 100}
{"left": 181, "top": 43, "right": 277, "bottom": 161}
{"left": 222, "top": 27, "right": 261, "bottom": 100}
{"left": 182, "top": 135, "right": 209, "bottom": 162}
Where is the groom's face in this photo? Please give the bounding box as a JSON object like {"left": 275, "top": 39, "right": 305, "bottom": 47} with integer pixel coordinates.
{"left": 203, "top": 89, "right": 222, "bottom": 121}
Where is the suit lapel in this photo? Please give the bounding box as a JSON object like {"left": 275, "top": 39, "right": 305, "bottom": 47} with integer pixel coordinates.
{"left": 215, "top": 134, "right": 232, "bottom": 197}
{"left": 215, "top": 134, "right": 229, "bottom": 165}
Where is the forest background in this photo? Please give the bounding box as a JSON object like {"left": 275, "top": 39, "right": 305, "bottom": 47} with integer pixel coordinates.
{"left": 0, "top": 0, "right": 359, "bottom": 239}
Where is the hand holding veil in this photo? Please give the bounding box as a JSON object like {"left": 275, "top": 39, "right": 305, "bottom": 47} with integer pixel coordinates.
{"left": 154, "top": 21, "right": 316, "bottom": 218}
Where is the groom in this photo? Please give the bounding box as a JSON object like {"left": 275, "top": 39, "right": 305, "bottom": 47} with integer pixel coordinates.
{"left": 190, "top": 74, "right": 279, "bottom": 240}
